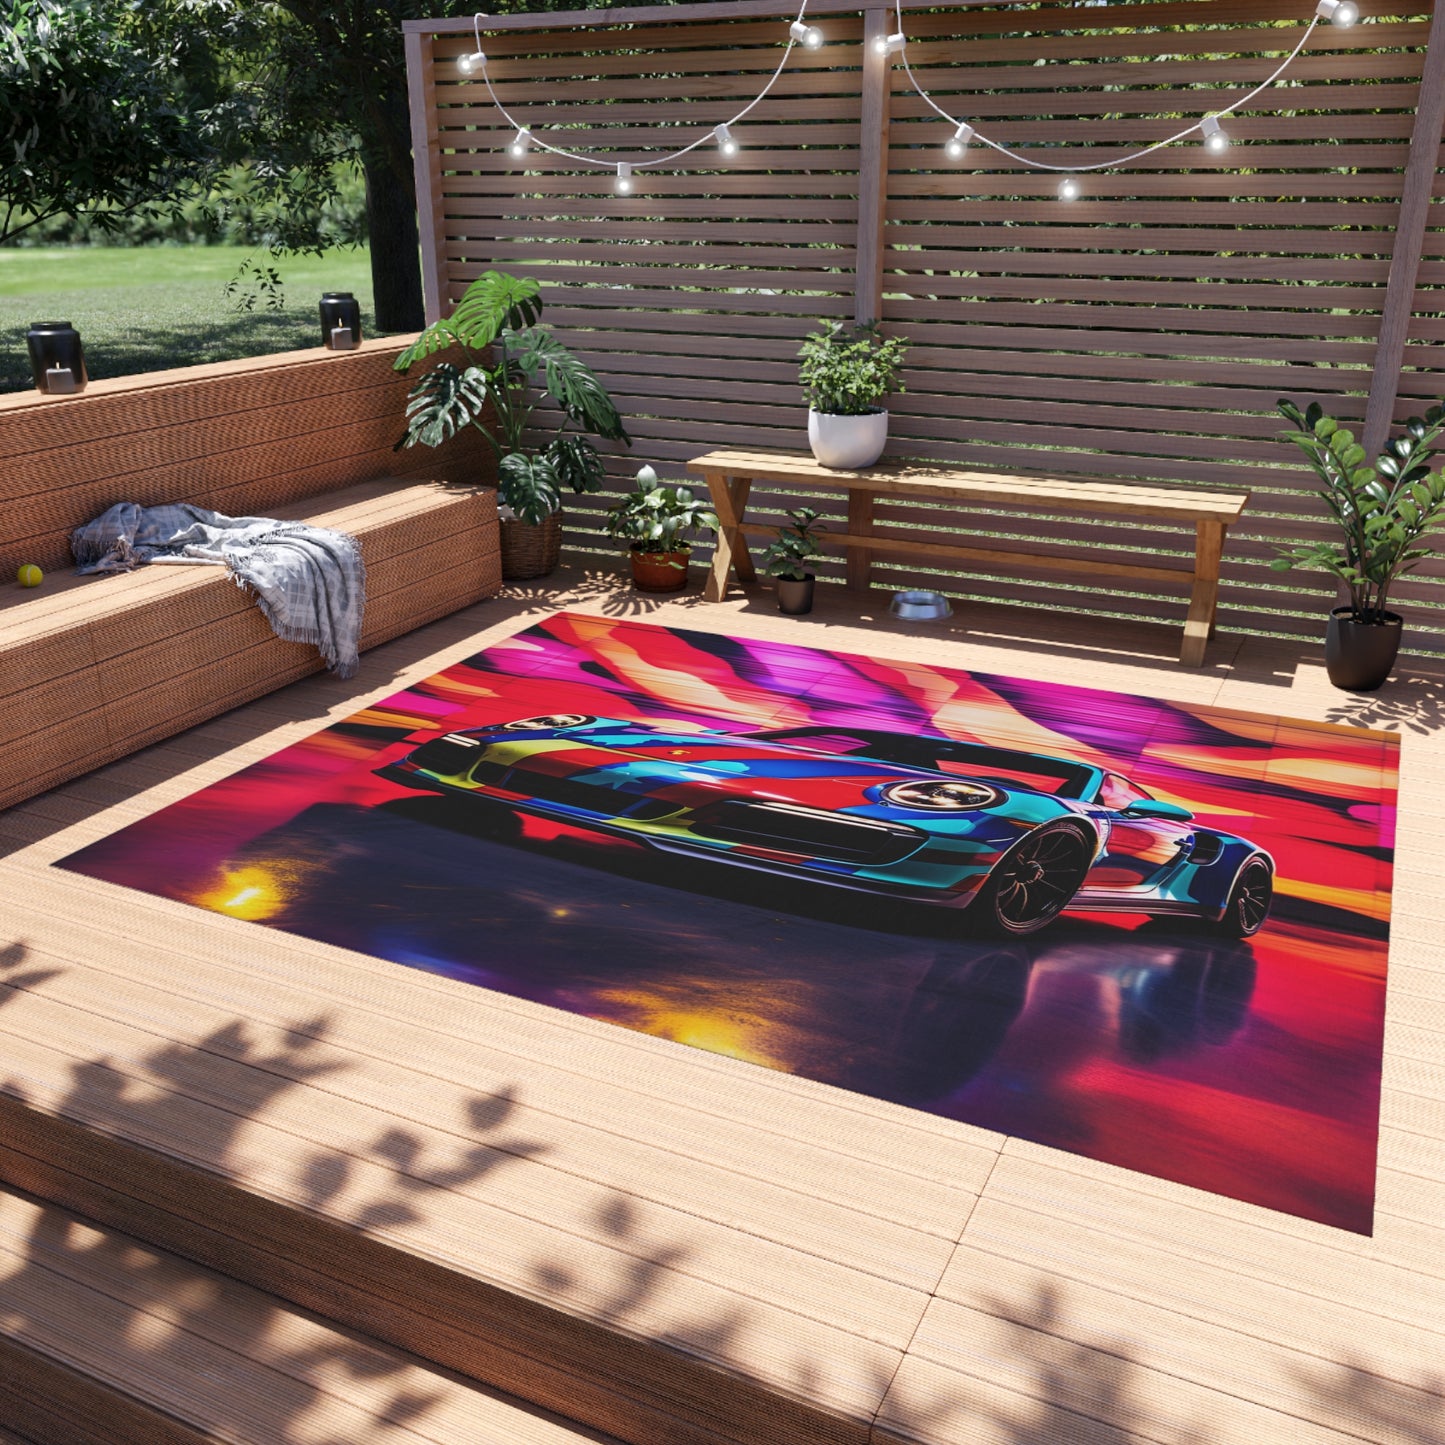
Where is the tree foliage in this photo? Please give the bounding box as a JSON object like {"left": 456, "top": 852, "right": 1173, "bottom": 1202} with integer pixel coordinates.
{"left": 0, "top": 0, "right": 214, "bottom": 244}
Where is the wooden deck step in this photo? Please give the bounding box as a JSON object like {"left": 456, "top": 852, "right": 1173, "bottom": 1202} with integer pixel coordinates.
{"left": 0, "top": 1183, "right": 620, "bottom": 1445}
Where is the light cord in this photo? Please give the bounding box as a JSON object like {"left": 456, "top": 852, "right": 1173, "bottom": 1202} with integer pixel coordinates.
{"left": 892, "top": 0, "right": 1324, "bottom": 172}
{"left": 469, "top": 2, "right": 816, "bottom": 171}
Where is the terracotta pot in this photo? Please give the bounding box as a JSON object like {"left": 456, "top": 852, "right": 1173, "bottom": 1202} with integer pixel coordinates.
{"left": 630, "top": 547, "right": 691, "bottom": 593}
{"left": 499, "top": 509, "right": 562, "bottom": 579}
{"left": 1325, "top": 606, "right": 1402, "bottom": 692}
{"left": 807, "top": 408, "right": 888, "bottom": 470}
{"left": 775, "top": 576, "right": 815, "bottom": 615}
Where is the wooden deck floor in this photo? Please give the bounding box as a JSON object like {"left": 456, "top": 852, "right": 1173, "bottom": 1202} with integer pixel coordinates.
{"left": 2, "top": 570, "right": 1443, "bottom": 1445}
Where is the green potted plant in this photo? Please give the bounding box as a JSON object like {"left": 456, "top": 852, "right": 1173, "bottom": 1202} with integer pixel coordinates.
{"left": 761, "top": 506, "right": 826, "bottom": 614}
{"left": 1273, "top": 397, "right": 1445, "bottom": 691}
{"left": 604, "top": 465, "right": 718, "bottom": 593}
{"left": 393, "top": 270, "right": 629, "bottom": 579}
{"left": 798, "top": 320, "right": 908, "bottom": 470}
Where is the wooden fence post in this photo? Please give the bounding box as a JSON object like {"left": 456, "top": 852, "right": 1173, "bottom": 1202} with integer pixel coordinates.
{"left": 855, "top": 6, "right": 893, "bottom": 327}
{"left": 1362, "top": 0, "right": 1445, "bottom": 457}
{"left": 405, "top": 27, "right": 449, "bottom": 325}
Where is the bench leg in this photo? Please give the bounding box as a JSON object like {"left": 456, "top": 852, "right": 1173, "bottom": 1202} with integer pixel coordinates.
{"left": 704, "top": 473, "right": 754, "bottom": 603}
{"left": 847, "top": 491, "right": 874, "bottom": 592}
{"left": 1181, "top": 520, "right": 1226, "bottom": 666}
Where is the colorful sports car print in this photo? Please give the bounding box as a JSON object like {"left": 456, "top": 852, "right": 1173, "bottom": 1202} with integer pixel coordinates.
{"left": 376, "top": 715, "right": 1275, "bottom": 937}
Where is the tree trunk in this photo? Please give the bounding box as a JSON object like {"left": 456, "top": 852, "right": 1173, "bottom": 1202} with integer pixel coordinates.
{"left": 362, "top": 144, "right": 425, "bottom": 332}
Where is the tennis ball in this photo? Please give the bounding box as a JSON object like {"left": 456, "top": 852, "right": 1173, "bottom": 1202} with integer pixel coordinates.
{"left": 16, "top": 564, "right": 43, "bottom": 588}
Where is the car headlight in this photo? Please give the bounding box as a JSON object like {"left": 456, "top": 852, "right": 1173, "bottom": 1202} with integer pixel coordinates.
{"left": 500, "top": 714, "right": 597, "bottom": 731}
{"left": 880, "top": 779, "right": 1002, "bottom": 811}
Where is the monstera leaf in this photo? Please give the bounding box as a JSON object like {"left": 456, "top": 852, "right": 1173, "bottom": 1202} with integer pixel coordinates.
{"left": 506, "top": 327, "right": 629, "bottom": 442}
{"left": 497, "top": 451, "right": 563, "bottom": 525}
{"left": 393, "top": 272, "right": 544, "bottom": 370}
{"left": 547, "top": 435, "right": 607, "bottom": 495}
{"left": 396, "top": 363, "right": 491, "bottom": 450}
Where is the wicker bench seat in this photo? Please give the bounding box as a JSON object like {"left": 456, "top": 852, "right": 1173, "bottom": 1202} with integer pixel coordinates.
{"left": 1, "top": 342, "right": 498, "bottom": 813}
{"left": 1, "top": 478, "right": 499, "bottom": 812}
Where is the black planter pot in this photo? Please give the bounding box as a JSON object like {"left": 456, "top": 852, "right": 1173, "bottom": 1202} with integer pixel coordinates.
{"left": 1325, "top": 606, "right": 1402, "bottom": 692}
{"left": 775, "top": 575, "right": 815, "bottom": 615}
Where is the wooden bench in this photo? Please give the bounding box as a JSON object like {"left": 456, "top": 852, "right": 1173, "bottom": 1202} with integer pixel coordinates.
{"left": 1, "top": 342, "right": 499, "bottom": 812}
{"left": 687, "top": 448, "right": 1250, "bottom": 666}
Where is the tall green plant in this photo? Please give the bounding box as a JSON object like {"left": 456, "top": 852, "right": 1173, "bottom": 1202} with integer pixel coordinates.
{"left": 395, "top": 271, "right": 629, "bottom": 524}
{"left": 798, "top": 321, "right": 908, "bottom": 416}
{"left": 1272, "top": 398, "right": 1445, "bottom": 623}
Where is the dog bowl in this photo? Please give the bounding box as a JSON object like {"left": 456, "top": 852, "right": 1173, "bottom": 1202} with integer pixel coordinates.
{"left": 889, "top": 589, "right": 953, "bottom": 621}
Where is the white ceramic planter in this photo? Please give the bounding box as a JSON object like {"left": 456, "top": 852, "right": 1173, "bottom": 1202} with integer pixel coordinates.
{"left": 807, "top": 408, "right": 888, "bottom": 470}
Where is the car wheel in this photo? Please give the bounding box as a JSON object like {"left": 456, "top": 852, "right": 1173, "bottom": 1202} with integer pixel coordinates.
{"left": 1212, "top": 855, "right": 1273, "bottom": 938}
{"left": 971, "top": 822, "right": 1095, "bottom": 936}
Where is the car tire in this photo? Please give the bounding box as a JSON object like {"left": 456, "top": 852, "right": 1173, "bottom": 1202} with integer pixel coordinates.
{"left": 969, "top": 822, "right": 1096, "bottom": 937}
{"left": 1211, "top": 855, "right": 1273, "bottom": 938}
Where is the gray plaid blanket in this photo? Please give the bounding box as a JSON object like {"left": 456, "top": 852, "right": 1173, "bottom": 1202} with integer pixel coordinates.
{"left": 71, "top": 502, "right": 365, "bottom": 679}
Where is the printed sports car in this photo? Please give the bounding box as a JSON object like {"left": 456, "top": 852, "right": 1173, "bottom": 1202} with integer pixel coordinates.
{"left": 375, "top": 716, "right": 1275, "bottom": 937}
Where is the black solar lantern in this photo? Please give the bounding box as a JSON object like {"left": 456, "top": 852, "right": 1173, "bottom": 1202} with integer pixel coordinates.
{"left": 319, "top": 292, "right": 363, "bottom": 350}
{"left": 26, "top": 321, "right": 88, "bottom": 395}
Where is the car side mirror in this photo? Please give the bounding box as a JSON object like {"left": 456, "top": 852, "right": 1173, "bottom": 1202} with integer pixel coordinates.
{"left": 1122, "top": 800, "right": 1195, "bottom": 823}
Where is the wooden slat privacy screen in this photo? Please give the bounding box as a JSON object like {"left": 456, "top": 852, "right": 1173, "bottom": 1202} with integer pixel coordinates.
{"left": 405, "top": 0, "right": 1445, "bottom": 653}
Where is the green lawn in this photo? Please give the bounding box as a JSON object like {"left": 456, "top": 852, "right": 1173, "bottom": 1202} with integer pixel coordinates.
{"left": 0, "top": 245, "right": 377, "bottom": 394}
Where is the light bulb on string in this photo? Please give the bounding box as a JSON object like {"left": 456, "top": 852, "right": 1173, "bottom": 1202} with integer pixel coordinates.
{"left": 458, "top": 50, "right": 484, "bottom": 74}
{"left": 615, "top": 162, "right": 634, "bottom": 194}
{"left": 1316, "top": 0, "right": 1359, "bottom": 25}
{"left": 714, "top": 124, "right": 739, "bottom": 157}
{"left": 945, "top": 122, "right": 974, "bottom": 160}
{"left": 1199, "top": 115, "right": 1230, "bottom": 155}
{"left": 789, "top": 20, "right": 824, "bottom": 48}
{"left": 508, "top": 127, "right": 532, "bottom": 158}
{"left": 875, "top": 32, "right": 905, "bottom": 57}
{"left": 1058, "top": 177, "right": 1081, "bottom": 201}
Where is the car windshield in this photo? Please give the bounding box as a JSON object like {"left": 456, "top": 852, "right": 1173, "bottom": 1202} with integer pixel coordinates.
{"left": 749, "top": 728, "right": 1096, "bottom": 798}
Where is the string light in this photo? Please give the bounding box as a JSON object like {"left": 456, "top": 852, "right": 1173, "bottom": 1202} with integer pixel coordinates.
{"left": 1200, "top": 116, "right": 1230, "bottom": 154}
{"left": 945, "top": 122, "right": 974, "bottom": 160}
{"left": 461, "top": 5, "right": 821, "bottom": 185}
{"left": 880, "top": 0, "right": 1365, "bottom": 182}
{"left": 458, "top": 10, "right": 486, "bottom": 74}
{"left": 459, "top": 2, "right": 1362, "bottom": 198}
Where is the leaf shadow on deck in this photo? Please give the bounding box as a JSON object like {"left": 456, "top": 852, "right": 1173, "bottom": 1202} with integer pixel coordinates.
{"left": 0, "top": 941, "right": 1441, "bottom": 1443}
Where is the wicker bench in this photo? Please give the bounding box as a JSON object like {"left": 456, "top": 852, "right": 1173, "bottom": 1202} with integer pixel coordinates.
{"left": 1, "top": 343, "right": 498, "bottom": 812}
{"left": 688, "top": 448, "right": 1249, "bottom": 666}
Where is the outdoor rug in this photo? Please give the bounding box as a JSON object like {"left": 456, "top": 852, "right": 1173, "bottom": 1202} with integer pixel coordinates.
{"left": 58, "top": 612, "right": 1397, "bottom": 1233}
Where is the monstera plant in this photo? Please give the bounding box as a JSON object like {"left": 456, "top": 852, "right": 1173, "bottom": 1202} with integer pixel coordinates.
{"left": 394, "top": 270, "right": 629, "bottom": 577}
{"left": 1272, "top": 397, "right": 1445, "bottom": 691}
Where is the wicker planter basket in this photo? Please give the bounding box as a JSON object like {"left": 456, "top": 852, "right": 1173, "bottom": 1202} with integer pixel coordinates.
{"left": 499, "top": 509, "right": 562, "bottom": 579}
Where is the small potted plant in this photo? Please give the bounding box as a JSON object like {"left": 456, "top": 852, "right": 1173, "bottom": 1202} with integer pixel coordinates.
{"left": 605, "top": 465, "right": 719, "bottom": 593}
{"left": 762, "top": 507, "right": 826, "bottom": 614}
{"left": 1272, "top": 397, "right": 1445, "bottom": 691}
{"left": 394, "top": 270, "right": 630, "bottom": 579}
{"left": 798, "top": 320, "right": 908, "bottom": 470}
